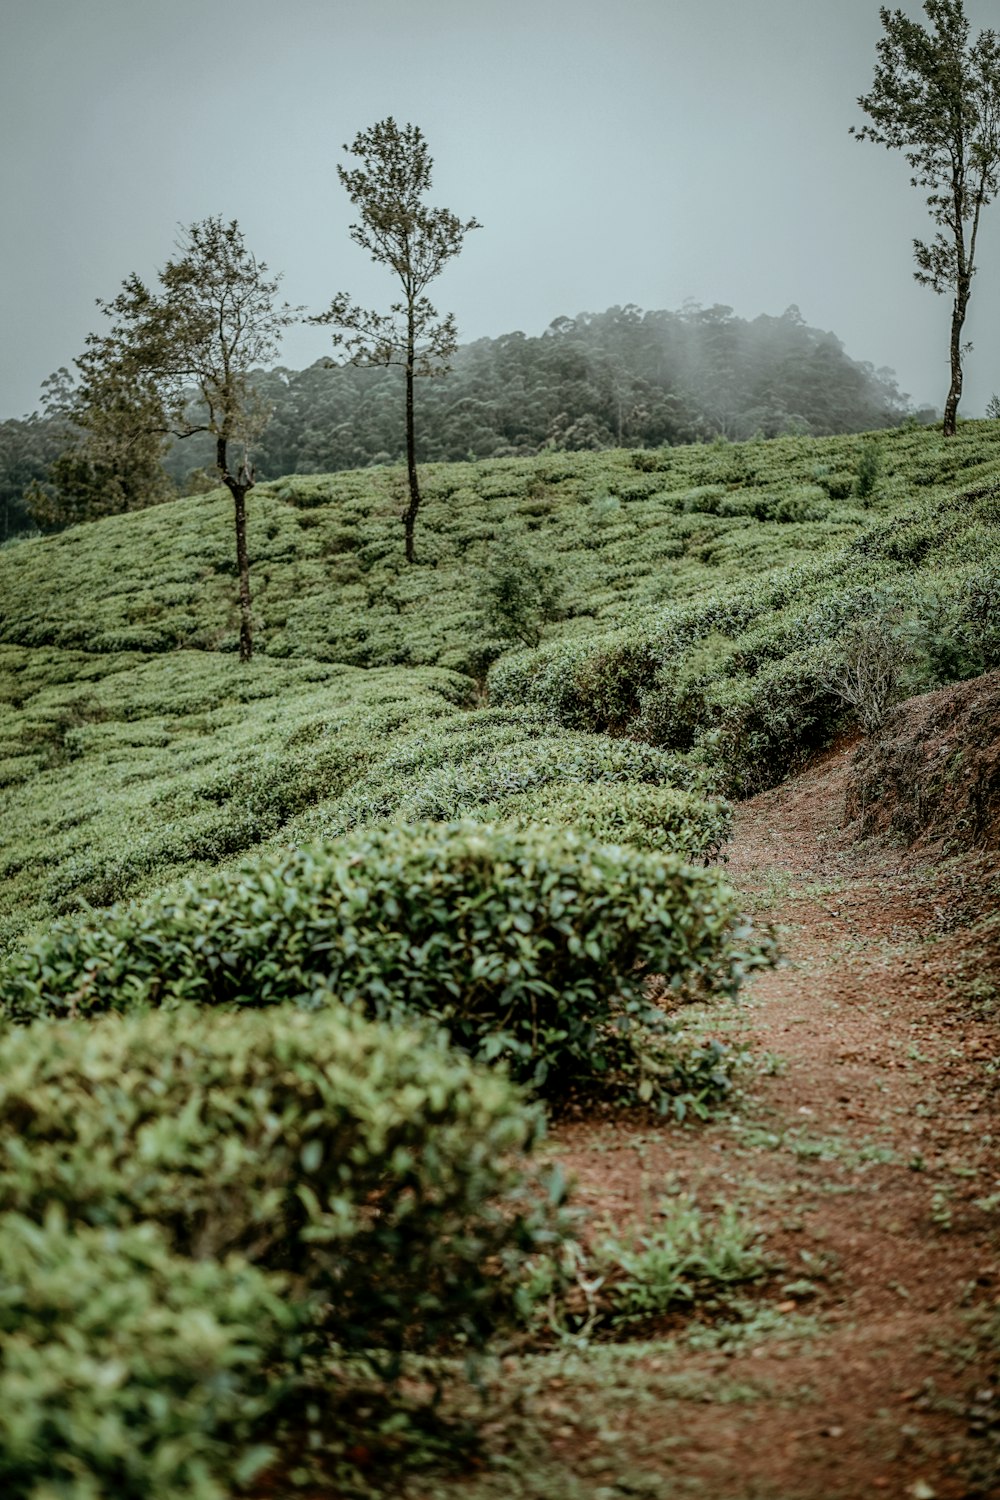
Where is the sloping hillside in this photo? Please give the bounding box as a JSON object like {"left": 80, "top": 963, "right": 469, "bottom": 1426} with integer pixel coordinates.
{"left": 1, "top": 423, "right": 999, "bottom": 1498}
{"left": 2, "top": 423, "right": 998, "bottom": 952}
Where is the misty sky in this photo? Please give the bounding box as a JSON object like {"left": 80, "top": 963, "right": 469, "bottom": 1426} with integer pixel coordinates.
{"left": 2, "top": 0, "right": 999, "bottom": 421}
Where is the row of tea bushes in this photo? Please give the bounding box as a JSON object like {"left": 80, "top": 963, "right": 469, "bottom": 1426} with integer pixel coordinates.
{"left": 293, "top": 705, "right": 713, "bottom": 843}
{"left": 0, "top": 1004, "right": 557, "bottom": 1499}
{"left": 0, "top": 1211, "right": 299, "bottom": 1500}
{"left": 488, "top": 490, "right": 1000, "bottom": 794}
{"left": 0, "top": 822, "right": 773, "bottom": 1094}
{"left": 478, "top": 781, "right": 733, "bottom": 862}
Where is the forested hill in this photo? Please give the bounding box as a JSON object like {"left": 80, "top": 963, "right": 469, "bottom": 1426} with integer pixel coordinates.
{"left": 0, "top": 302, "right": 920, "bottom": 539}
{"left": 200, "top": 303, "right": 916, "bottom": 484}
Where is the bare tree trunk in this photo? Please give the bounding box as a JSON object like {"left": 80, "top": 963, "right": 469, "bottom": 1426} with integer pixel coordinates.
{"left": 217, "top": 436, "right": 254, "bottom": 662}
{"left": 232, "top": 487, "right": 253, "bottom": 663}
{"left": 943, "top": 274, "right": 971, "bottom": 438}
{"left": 403, "top": 310, "right": 421, "bottom": 564}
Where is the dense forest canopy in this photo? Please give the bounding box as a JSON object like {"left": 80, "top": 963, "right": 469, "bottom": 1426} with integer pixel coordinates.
{"left": 165, "top": 302, "right": 920, "bottom": 484}
{"left": 2, "top": 302, "right": 922, "bottom": 538}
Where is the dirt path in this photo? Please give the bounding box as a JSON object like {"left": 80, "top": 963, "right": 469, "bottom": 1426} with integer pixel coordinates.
{"left": 426, "top": 741, "right": 1000, "bottom": 1500}
{"left": 264, "top": 740, "right": 999, "bottom": 1500}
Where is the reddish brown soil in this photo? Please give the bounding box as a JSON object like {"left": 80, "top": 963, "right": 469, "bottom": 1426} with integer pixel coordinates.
{"left": 849, "top": 669, "right": 1000, "bottom": 853}
{"left": 257, "top": 723, "right": 1000, "bottom": 1500}
{"left": 546, "top": 736, "right": 1000, "bottom": 1499}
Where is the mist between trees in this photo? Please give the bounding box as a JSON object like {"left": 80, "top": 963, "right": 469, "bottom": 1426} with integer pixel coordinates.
{"left": 0, "top": 301, "right": 923, "bottom": 545}
{"left": 167, "top": 303, "right": 924, "bottom": 487}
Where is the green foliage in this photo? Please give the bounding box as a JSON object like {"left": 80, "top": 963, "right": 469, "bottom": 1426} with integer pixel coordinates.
{"left": 0, "top": 650, "right": 468, "bottom": 951}
{"left": 852, "top": 0, "right": 1000, "bottom": 431}
{"left": 0, "top": 1211, "right": 295, "bottom": 1500}
{"left": 488, "top": 582, "right": 847, "bottom": 793}
{"left": 488, "top": 478, "right": 1000, "bottom": 792}
{"left": 226, "top": 302, "right": 913, "bottom": 475}
{"left": 855, "top": 441, "right": 881, "bottom": 500}
{"left": 479, "top": 534, "right": 562, "bottom": 648}
{"left": 484, "top": 780, "right": 733, "bottom": 862}
{"left": 0, "top": 822, "right": 773, "bottom": 1096}
{"left": 0, "top": 1004, "right": 551, "bottom": 1354}
{"left": 312, "top": 117, "right": 480, "bottom": 562}
{"left": 26, "top": 439, "right": 175, "bottom": 532}
{"left": 78, "top": 215, "right": 298, "bottom": 658}
{"left": 597, "top": 1199, "right": 766, "bottom": 1325}
{"left": 488, "top": 632, "right": 662, "bottom": 736}
{"left": 700, "top": 643, "right": 846, "bottom": 796}
{"left": 521, "top": 1196, "right": 765, "bottom": 1337}
{"left": 295, "top": 706, "right": 707, "bottom": 841}
{"left": 0, "top": 427, "right": 998, "bottom": 950}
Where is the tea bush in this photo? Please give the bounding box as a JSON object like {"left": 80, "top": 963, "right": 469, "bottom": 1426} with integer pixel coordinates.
{"left": 485, "top": 562, "right": 840, "bottom": 742}
{"left": 697, "top": 644, "right": 845, "bottom": 796}
{"left": 488, "top": 630, "right": 662, "bottom": 734}
{"left": 0, "top": 1210, "right": 297, "bottom": 1500}
{"left": 296, "top": 707, "right": 711, "bottom": 840}
{"left": 478, "top": 534, "right": 562, "bottom": 648}
{"left": 482, "top": 781, "right": 733, "bottom": 862}
{"left": 0, "top": 652, "right": 467, "bottom": 950}
{"left": 0, "top": 823, "right": 773, "bottom": 1094}
{"left": 0, "top": 1005, "right": 552, "bottom": 1354}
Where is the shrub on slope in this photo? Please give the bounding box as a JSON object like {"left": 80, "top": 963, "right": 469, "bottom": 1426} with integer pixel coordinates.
{"left": 0, "top": 822, "right": 773, "bottom": 1094}
{"left": 478, "top": 781, "right": 733, "bottom": 862}
{"left": 488, "top": 488, "right": 1000, "bottom": 794}
{"left": 0, "top": 1005, "right": 549, "bottom": 1356}
{"left": 0, "top": 651, "right": 470, "bottom": 952}
{"left": 293, "top": 706, "right": 716, "bottom": 843}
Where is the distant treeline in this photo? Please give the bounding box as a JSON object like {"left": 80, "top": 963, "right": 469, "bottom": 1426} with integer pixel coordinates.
{"left": 2, "top": 303, "right": 922, "bottom": 538}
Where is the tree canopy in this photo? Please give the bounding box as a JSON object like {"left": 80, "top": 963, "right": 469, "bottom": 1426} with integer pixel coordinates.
{"left": 72, "top": 217, "right": 295, "bottom": 659}
{"left": 312, "top": 118, "right": 480, "bottom": 561}
{"left": 853, "top": 0, "right": 1000, "bottom": 434}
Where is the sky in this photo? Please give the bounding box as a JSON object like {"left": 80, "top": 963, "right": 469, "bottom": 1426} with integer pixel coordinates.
{"left": 1, "top": 0, "right": 999, "bottom": 421}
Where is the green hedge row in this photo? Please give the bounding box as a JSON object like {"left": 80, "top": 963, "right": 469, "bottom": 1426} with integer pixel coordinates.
{"left": 298, "top": 706, "right": 710, "bottom": 841}
{"left": 483, "top": 781, "right": 733, "bottom": 862}
{"left": 487, "top": 514, "right": 1000, "bottom": 795}
{"left": 486, "top": 560, "right": 837, "bottom": 733}
{"left": 0, "top": 1004, "right": 549, "bottom": 1353}
{"left": 0, "top": 822, "right": 773, "bottom": 1094}
{"left": 0, "top": 1004, "right": 555, "bottom": 1496}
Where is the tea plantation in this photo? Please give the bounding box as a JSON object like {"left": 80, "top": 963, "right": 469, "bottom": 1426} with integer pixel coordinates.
{"left": 1, "top": 423, "right": 999, "bottom": 1495}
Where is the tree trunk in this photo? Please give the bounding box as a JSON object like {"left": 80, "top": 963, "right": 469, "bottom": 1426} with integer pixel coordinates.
{"left": 217, "top": 436, "right": 253, "bottom": 662}
{"left": 403, "top": 311, "right": 420, "bottom": 564}
{"left": 232, "top": 485, "right": 253, "bottom": 662}
{"left": 942, "top": 279, "right": 970, "bottom": 438}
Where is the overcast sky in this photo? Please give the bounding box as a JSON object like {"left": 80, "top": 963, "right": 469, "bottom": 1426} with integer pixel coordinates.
{"left": 2, "top": 0, "right": 999, "bottom": 420}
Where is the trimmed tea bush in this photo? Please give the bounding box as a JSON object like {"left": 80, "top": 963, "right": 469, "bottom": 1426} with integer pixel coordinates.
{"left": 701, "top": 644, "right": 845, "bottom": 797}
{"left": 0, "top": 1210, "right": 296, "bottom": 1500}
{"left": 0, "top": 1005, "right": 550, "bottom": 1354}
{"left": 301, "top": 706, "right": 709, "bottom": 839}
{"left": 0, "top": 823, "right": 773, "bottom": 1094}
{"left": 482, "top": 781, "right": 733, "bottom": 862}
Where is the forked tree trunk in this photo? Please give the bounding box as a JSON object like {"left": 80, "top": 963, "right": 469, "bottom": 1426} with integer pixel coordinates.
{"left": 217, "top": 435, "right": 254, "bottom": 662}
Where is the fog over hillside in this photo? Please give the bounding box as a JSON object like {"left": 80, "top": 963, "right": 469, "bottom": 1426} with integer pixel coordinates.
{"left": 2, "top": 0, "right": 999, "bottom": 424}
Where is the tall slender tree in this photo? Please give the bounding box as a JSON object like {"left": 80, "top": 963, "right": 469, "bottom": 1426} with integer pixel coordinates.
{"left": 312, "top": 118, "right": 480, "bottom": 561}
{"left": 852, "top": 0, "right": 1000, "bottom": 435}
{"left": 78, "top": 217, "right": 295, "bottom": 660}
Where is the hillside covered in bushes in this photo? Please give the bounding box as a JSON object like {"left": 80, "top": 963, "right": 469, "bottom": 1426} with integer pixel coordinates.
{"left": 2, "top": 420, "right": 998, "bottom": 949}
{"left": 1, "top": 420, "right": 999, "bottom": 1496}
